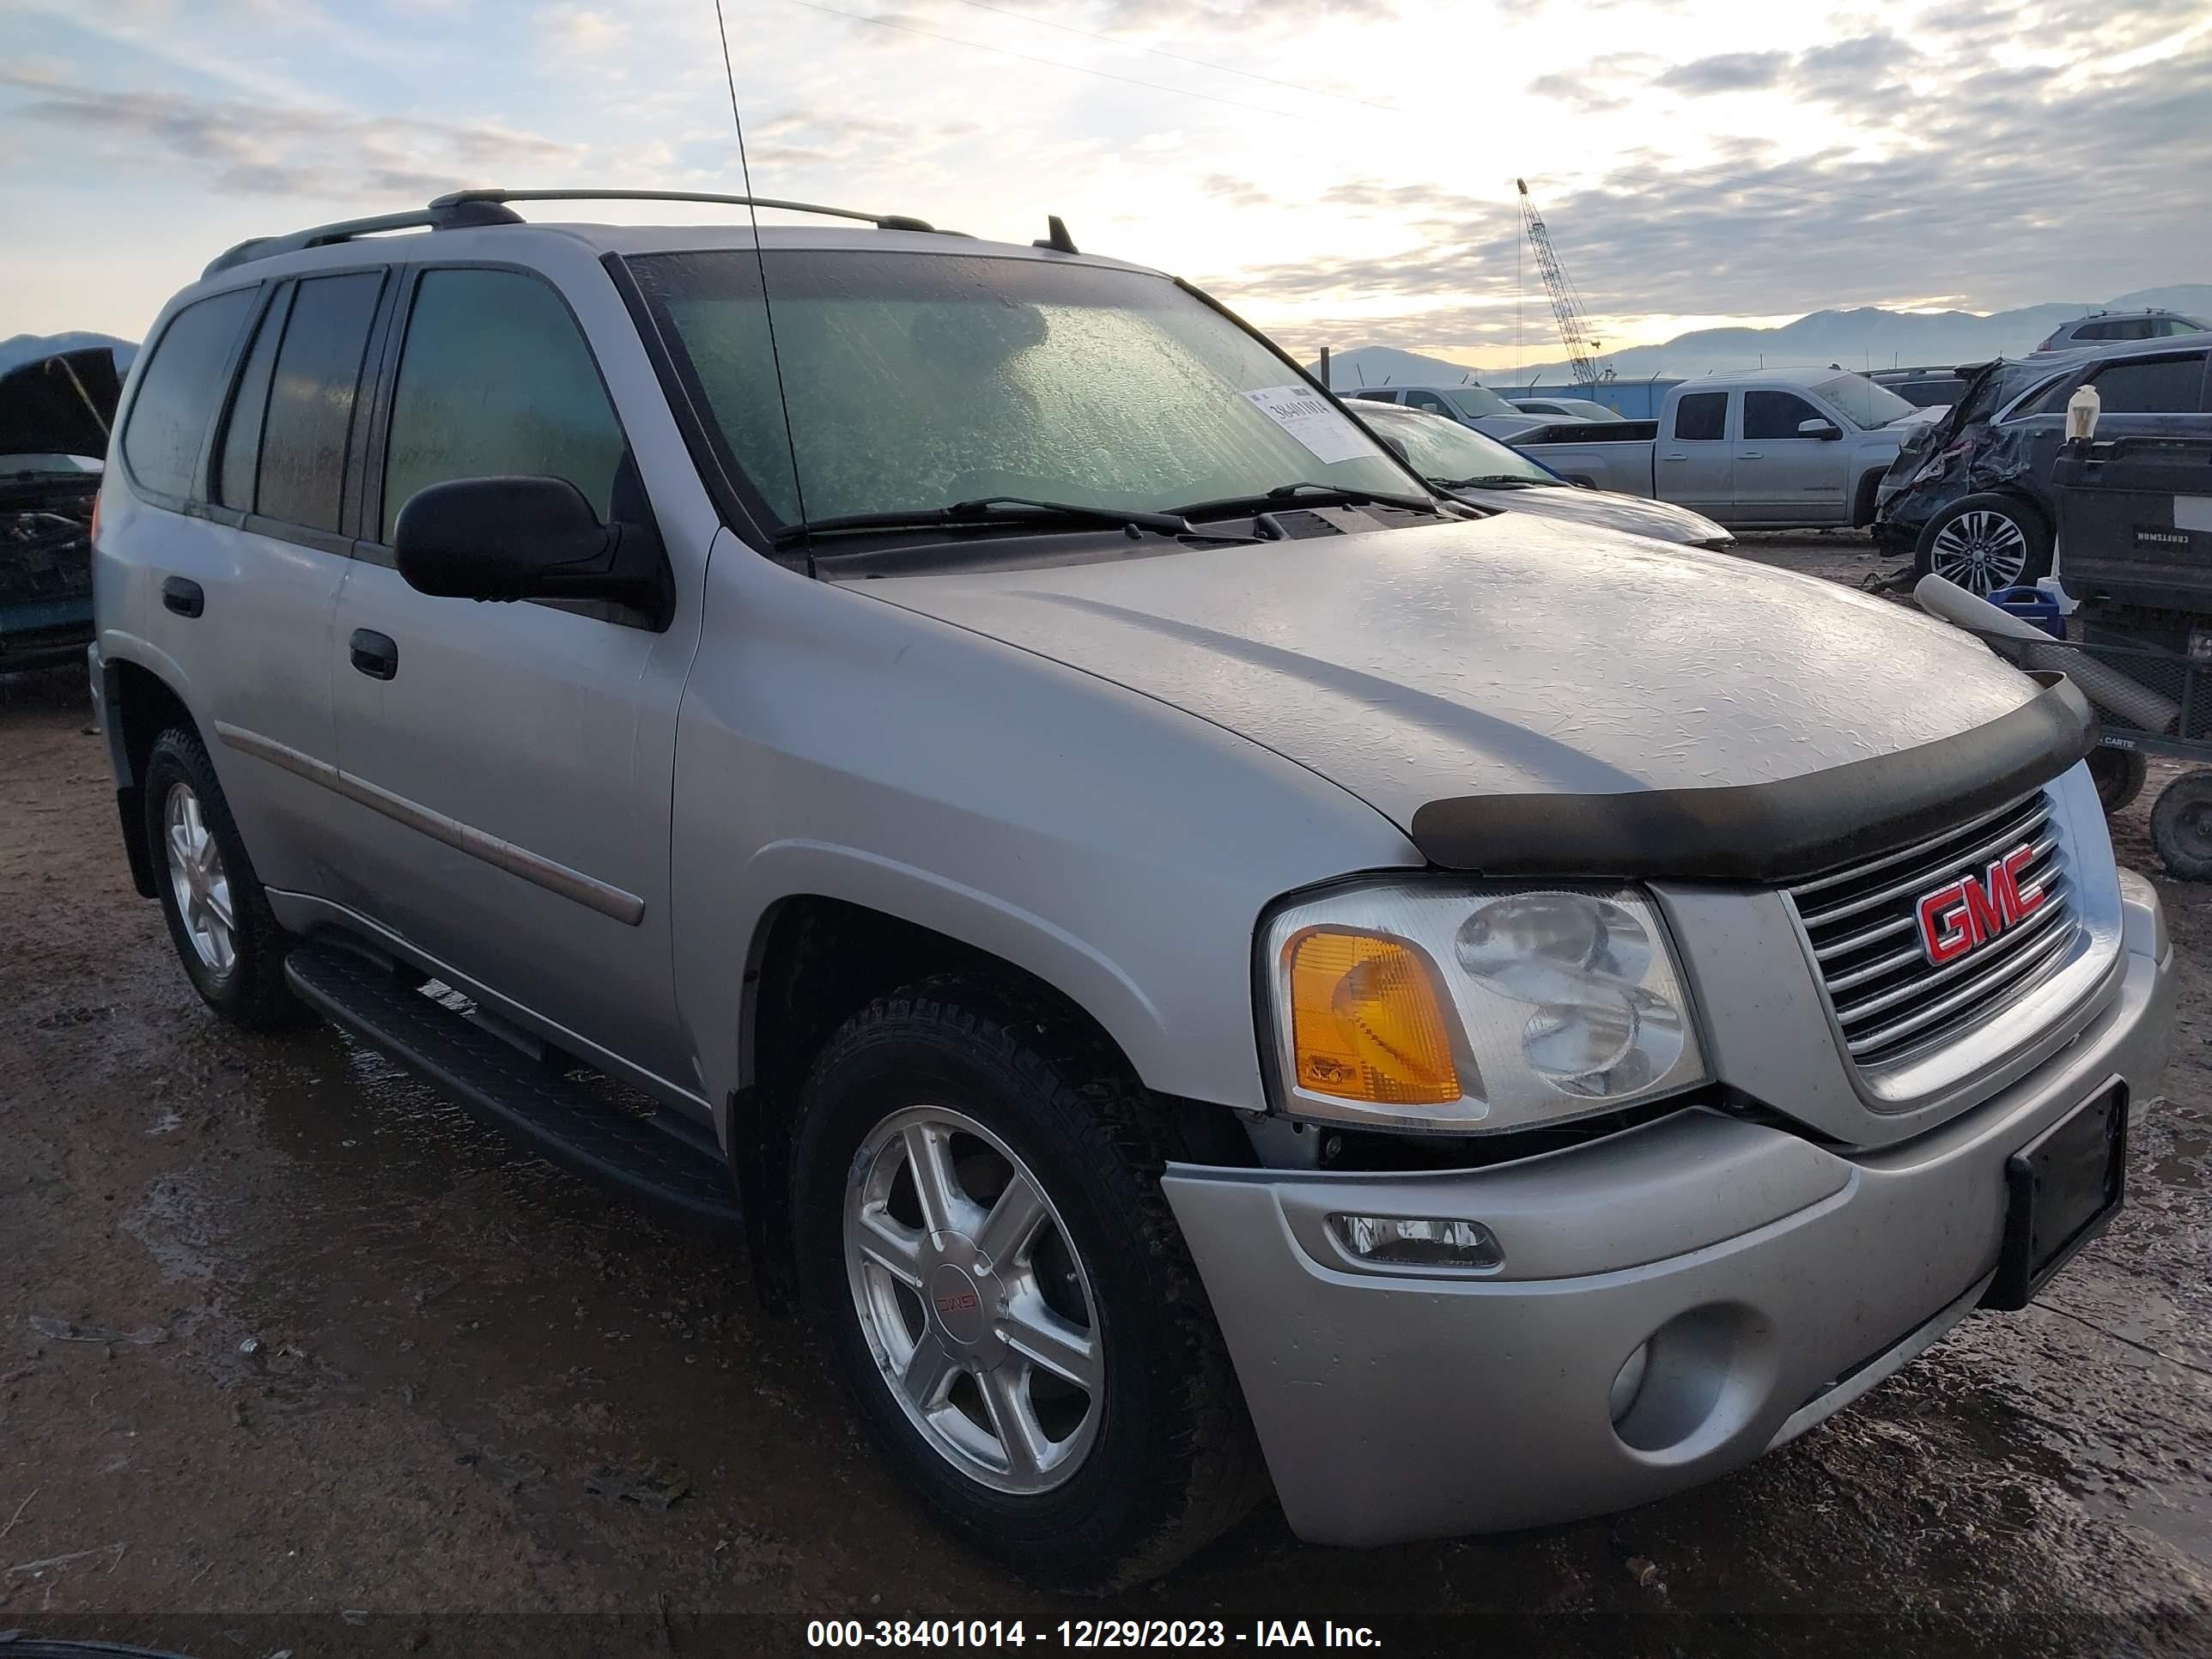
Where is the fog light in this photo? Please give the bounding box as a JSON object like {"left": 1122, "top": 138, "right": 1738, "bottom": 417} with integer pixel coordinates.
{"left": 1328, "top": 1213, "right": 1502, "bottom": 1270}
{"left": 1609, "top": 1342, "right": 1651, "bottom": 1424}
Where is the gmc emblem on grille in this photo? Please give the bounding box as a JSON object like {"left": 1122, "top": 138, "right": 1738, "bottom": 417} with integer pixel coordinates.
{"left": 1915, "top": 844, "right": 2045, "bottom": 966}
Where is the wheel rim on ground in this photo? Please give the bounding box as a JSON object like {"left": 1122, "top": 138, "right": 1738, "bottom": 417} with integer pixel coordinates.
{"left": 2168, "top": 795, "right": 2212, "bottom": 864}
{"left": 843, "top": 1105, "right": 1103, "bottom": 1493}
{"left": 1928, "top": 509, "right": 2030, "bottom": 595}
{"left": 162, "top": 781, "right": 235, "bottom": 974}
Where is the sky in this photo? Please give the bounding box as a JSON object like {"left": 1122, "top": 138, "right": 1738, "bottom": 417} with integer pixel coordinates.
{"left": 3, "top": 0, "right": 2208, "bottom": 372}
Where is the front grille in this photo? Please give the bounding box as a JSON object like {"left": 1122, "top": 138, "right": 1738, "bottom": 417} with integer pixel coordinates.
{"left": 1785, "top": 789, "right": 2079, "bottom": 1074}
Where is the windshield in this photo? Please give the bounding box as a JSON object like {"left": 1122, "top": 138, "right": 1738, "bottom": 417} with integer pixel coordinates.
{"left": 1814, "top": 373, "right": 1917, "bottom": 428}
{"left": 1362, "top": 404, "right": 1558, "bottom": 485}
{"left": 1442, "top": 384, "right": 1520, "bottom": 420}
{"left": 629, "top": 250, "right": 1418, "bottom": 530}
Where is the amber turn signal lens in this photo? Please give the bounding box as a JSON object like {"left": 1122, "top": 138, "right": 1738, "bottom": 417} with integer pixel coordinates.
{"left": 1288, "top": 930, "right": 1460, "bottom": 1105}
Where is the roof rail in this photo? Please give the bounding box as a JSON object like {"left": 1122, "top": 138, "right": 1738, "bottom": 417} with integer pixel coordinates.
{"left": 201, "top": 188, "right": 956, "bottom": 280}
{"left": 201, "top": 199, "right": 524, "bottom": 277}
{"left": 428, "top": 188, "right": 945, "bottom": 234}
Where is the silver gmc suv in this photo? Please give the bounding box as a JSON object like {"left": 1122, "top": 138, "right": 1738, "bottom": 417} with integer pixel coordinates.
{"left": 90, "top": 189, "right": 2176, "bottom": 1590}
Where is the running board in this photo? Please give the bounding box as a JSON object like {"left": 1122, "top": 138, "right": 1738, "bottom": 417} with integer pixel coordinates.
{"left": 284, "top": 940, "right": 741, "bottom": 1237}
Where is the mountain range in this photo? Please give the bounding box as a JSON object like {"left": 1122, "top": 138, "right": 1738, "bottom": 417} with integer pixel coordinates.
{"left": 1310, "top": 285, "right": 2212, "bottom": 392}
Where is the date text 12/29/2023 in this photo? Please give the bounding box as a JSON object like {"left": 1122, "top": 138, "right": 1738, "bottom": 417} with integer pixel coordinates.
{"left": 805, "top": 1619, "right": 1383, "bottom": 1649}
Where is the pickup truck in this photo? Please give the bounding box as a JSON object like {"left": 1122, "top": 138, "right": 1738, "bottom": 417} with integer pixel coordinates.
{"left": 1515, "top": 367, "right": 1942, "bottom": 529}
{"left": 92, "top": 188, "right": 2173, "bottom": 1591}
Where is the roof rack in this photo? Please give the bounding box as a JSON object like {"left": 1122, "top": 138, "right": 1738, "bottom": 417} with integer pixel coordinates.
{"left": 202, "top": 188, "right": 953, "bottom": 278}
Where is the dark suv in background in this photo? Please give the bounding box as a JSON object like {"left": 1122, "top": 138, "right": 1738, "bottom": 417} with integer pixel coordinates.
{"left": 1875, "top": 332, "right": 2212, "bottom": 595}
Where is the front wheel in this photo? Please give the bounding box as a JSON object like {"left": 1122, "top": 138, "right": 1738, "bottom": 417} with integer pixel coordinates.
{"left": 1912, "top": 493, "right": 2052, "bottom": 597}
{"left": 793, "top": 979, "right": 1262, "bottom": 1590}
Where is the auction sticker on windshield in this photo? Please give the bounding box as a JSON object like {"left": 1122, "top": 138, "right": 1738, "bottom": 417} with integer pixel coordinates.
{"left": 1243, "top": 386, "right": 1384, "bottom": 465}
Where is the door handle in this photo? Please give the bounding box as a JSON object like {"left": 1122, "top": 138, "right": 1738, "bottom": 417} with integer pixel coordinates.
{"left": 1739, "top": 451, "right": 1765, "bottom": 459}
{"left": 349, "top": 629, "right": 398, "bottom": 681}
{"left": 1662, "top": 453, "right": 1687, "bottom": 461}
{"left": 161, "top": 576, "right": 204, "bottom": 617}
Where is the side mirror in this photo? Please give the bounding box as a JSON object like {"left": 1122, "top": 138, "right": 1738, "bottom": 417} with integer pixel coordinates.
{"left": 393, "top": 477, "right": 660, "bottom": 606}
{"left": 1798, "top": 418, "right": 1844, "bottom": 441}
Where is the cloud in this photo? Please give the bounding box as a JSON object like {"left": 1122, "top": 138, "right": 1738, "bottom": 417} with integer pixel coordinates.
{"left": 0, "top": 69, "right": 577, "bottom": 201}
{"left": 1201, "top": 173, "right": 1275, "bottom": 207}
{"left": 1655, "top": 51, "right": 1790, "bottom": 94}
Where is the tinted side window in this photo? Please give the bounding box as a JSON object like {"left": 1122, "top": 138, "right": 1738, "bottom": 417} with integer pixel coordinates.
{"left": 1743, "top": 390, "right": 1821, "bottom": 440}
{"left": 381, "top": 270, "right": 628, "bottom": 542}
{"left": 1674, "top": 392, "right": 1727, "bottom": 441}
{"left": 1404, "top": 390, "right": 1449, "bottom": 415}
{"left": 2091, "top": 355, "right": 2208, "bottom": 415}
{"left": 120, "top": 289, "right": 254, "bottom": 501}
{"left": 217, "top": 288, "right": 289, "bottom": 510}
{"left": 257, "top": 270, "right": 385, "bottom": 533}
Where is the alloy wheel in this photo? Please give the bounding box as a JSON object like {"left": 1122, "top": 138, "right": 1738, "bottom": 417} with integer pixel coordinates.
{"left": 162, "top": 781, "right": 235, "bottom": 975}
{"left": 843, "top": 1105, "right": 1103, "bottom": 1493}
{"left": 1928, "top": 509, "right": 2030, "bottom": 596}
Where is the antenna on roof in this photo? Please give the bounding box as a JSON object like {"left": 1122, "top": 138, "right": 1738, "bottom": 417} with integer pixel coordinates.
{"left": 712, "top": 0, "right": 811, "bottom": 568}
{"left": 1033, "top": 216, "right": 1079, "bottom": 254}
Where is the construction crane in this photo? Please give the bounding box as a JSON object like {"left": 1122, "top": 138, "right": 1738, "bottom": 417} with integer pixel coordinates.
{"left": 1516, "top": 178, "right": 1609, "bottom": 388}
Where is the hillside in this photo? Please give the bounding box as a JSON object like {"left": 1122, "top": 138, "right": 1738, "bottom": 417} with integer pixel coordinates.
{"left": 1310, "top": 284, "right": 2212, "bottom": 390}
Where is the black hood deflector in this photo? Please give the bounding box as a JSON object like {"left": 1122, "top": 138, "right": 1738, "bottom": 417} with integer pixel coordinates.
{"left": 1409, "top": 672, "right": 2095, "bottom": 882}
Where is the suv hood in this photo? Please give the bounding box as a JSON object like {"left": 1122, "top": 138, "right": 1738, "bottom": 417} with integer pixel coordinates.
{"left": 859, "top": 513, "right": 2040, "bottom": 839}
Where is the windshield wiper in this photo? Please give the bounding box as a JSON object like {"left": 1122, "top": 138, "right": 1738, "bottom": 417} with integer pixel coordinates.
{"left": 777, "top": 496, "right": 1194, "bottom": 548}
{"left": 1165, "top": 482, "right": 1442, "bottom": 520}
{"left": 1437, "top": 474, "right": 1557, "bottom": 490}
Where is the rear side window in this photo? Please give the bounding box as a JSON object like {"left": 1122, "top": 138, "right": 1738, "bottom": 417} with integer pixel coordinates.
{"left": 2089, "top": 355, "right": 2208, "bottom": 415}
{"left": 120, "top": 289, "right": 254, "bottom": 501}
{"left": 1743, "top": 390, "right": 1820, "bottom": 440}
{"left": 1673, "top": 392, "right": 1726, "bottom": 441}
{"left": 217, "top": 288, "right": 289, "bottom": 510}
{"left": 380, "top": 269, "right": 629, "bottom": 542}
{"left": 257, "top": 270, "right": 385, "bottom": 534}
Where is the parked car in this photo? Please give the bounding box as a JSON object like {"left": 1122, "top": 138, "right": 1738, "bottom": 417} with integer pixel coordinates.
{"left": 1875, "top": 333, "right": 2212, "bottom": 594}
{"left": 1346, "top": 380, "right": 1559, "bottom": 439}
{"left": 2034, "top": 308, "right": 2208, "bottom": 353}
{"left": 93, "top": 189, "right": 2173, "bottom": 1590}
{"left": 1868, "top": 364, "right": 1971, "bottom": 410}
{"left": 1509, "top": 395, "right": 1623, "bottom": 422}
{"left": 1352, "top": 398, "right": 1730, "bottom": 548}
{"left": 1, "top": 338, "right": 123, "bottom": 672}
{"left": 1514, "top": 367, "right": 1942, "bottom": 529}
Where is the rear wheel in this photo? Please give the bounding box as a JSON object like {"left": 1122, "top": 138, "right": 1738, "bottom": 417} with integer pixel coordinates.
{"left": 143, "top": 727, "right": 302, "bottom": 1027}
{"left": 793, "top": 978, "right": 1262, "bottom": 1590}
{"left": 1913, "top": 493, "right": 2051, "bottom": 597}
{"left": 2149, "top": 771, "right": 2212, "bottom": 880}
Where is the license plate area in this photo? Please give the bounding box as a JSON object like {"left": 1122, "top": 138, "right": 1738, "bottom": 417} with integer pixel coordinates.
{"left": 1982, "top": 1082, "right": 2128, "bottom": 1311}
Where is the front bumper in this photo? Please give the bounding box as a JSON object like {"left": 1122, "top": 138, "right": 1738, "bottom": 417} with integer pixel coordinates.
{"left": 1164, "top": 885, "right": 2174, "bottom": 1549}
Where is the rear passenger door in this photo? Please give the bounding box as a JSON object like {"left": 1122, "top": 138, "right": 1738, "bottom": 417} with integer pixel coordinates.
{"left": 1656, "top": 390, "right": 1733, "bottom": 517}
{"left": 326, "top": 264, "right": 694, "bottom": 1093}
{"left": 1733, "top": 388, "right": 1850, "bottom": 524}
{"left": 122, "top": 276, "right": 369, "bottom": 901}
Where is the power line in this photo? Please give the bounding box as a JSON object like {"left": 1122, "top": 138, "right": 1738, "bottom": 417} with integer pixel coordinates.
{"left": 933, "top": 0, "right": 1403, "bottom": 112}
{"left": 782, "top": 0, "right": 1319, "bottom": 123}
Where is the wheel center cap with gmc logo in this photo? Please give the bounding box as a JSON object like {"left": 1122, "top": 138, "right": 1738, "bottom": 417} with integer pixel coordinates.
{"left": 925, "top": 1232, "right": 1004, "bottom": 1355}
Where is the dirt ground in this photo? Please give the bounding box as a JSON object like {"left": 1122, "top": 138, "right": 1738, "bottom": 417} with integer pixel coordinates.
{"left": 3, "top": 538, "right": 2209, "bottom": 1657}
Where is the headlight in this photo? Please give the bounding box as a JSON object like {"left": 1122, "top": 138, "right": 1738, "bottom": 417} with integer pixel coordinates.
{"left": 1261, "top": 881, "right": 1707, "bottom": 1133}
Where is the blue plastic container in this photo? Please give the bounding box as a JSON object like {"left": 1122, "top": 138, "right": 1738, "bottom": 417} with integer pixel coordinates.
{"left": 1987, "top": 586, "right": 2066, "bottom": 640}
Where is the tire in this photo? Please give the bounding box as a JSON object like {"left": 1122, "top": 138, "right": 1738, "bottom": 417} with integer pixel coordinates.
{"left": 793, "top": 976, "right": 1263, "bottom": 1591}
{"left": 1912, "top": 493, "right": 2052, "bottom": 598}
{"left": 1851, "top": 471, "right": 1883, "bottom": 529}
{"left": 143, "top": 726, "right": 303, "bottom": 1027}
{"left": 2149, "top": 770, "right": 2212, "bottom": 881}
{"left": 2088, "top": 745, "right": 2149, "bottom": 816}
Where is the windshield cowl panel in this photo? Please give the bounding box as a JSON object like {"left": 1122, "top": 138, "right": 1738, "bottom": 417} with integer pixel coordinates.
{"left": 627, "top": 248, "right": 1425, "bottom": 553}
